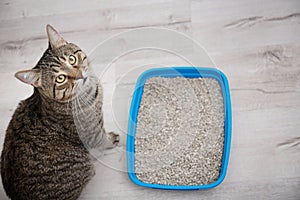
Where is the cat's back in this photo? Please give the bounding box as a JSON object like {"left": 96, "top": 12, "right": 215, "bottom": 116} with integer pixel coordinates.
{"left": 2, "top": 93, "right": 39, "bottom": 157}
{"left": 1, "top": 94, "right": 40, "bottom": 198}
{"left": 1, "top": 94, "right": 94, "bottom": 200}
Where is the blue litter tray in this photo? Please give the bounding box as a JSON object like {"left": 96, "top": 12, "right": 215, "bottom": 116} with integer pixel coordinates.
{"left": 127, "top": 67, "right": 232, "bottom": 190}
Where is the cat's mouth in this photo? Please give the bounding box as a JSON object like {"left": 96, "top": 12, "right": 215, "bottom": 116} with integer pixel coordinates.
{"left": 76, "top": 76, "right": 88, "bottom": 85}
{"left": 82, "top": 77, "right": 87, "bottom": 85}
{"left": 75, "top": 71, "right": 88, "bottom": 84}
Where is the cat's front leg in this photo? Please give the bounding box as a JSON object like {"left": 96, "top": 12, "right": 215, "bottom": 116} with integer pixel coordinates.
{"left": 100, "top": 129, "right": 120, "bottom": 149}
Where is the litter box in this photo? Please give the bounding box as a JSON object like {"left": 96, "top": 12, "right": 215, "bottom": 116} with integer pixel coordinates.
{"left": 127, "top": 67, "right": 232, "bottom": 190}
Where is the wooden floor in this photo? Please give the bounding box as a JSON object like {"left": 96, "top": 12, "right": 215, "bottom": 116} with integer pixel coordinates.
{"left": 0, "top": 0, "right": 300, "bottom": 199}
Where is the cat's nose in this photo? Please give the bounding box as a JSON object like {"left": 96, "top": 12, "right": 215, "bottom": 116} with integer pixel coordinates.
{"left": 75, "top": 71, "right": 84, "bottom": 80}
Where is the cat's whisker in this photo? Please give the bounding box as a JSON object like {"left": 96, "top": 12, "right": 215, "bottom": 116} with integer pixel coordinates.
{"left": 74, "top": 95, "right": 85, "bottom": 117}
{"left": 76, "top": 95, "right": 94, "bottom": 113}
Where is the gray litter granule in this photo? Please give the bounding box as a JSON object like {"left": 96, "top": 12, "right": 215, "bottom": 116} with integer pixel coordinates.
{"left": 134, "top": 77, "right": 224, "bottom": 186}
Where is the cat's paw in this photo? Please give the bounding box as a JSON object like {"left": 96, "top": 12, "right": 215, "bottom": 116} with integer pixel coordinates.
{"left": 108, "top": 132, "right": 120, "bottom": 146}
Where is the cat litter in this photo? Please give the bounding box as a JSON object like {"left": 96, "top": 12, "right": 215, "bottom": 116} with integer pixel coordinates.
{"left": 127, "top": 67, "right": 232, "bottom": 190}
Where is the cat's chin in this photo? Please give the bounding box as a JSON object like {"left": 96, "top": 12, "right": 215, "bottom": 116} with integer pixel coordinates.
{"left": 73, "top": 78, "right": 97, "bottom": 95}
{"left": 76, "top": 77, "right": 88, "bottom": 86}
{"left": 76, "top": 75, "right": 99, "bottom": 88}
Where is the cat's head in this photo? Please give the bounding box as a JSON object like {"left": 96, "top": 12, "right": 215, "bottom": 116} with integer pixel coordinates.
{"left": 15, "top": 25, "right": 89, "bottom": 102}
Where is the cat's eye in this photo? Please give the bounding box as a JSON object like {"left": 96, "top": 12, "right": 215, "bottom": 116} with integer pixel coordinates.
{"left": 69, "top": 55, "right": 76, "bottom": 65}
{"left": 56, "top": 74, "right": 66, "bottom": 83}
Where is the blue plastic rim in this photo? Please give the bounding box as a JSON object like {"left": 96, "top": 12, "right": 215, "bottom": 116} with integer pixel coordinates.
{"left": 127, "top": 67, "right": 232, "bottom": 190}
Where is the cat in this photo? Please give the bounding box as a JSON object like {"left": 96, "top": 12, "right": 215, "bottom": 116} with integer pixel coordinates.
{"left": 1, "top": 24, "right": 120, "bottom": 200}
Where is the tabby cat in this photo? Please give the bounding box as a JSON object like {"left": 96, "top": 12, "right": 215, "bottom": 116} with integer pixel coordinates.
{"left": 1, "top": 25, "right": 119, "bottom": 200}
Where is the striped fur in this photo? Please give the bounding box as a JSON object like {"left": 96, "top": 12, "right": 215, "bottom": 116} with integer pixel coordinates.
{"left": 1, "top": 25, "right": 119, "bottom": 200}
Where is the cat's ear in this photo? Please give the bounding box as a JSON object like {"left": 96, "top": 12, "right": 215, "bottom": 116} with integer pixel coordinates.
{"left": 15, "top": 69, "right": 41, "bottom": 87}
{"left": 46, "top": 24, "right": 67, "bottom": 49}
